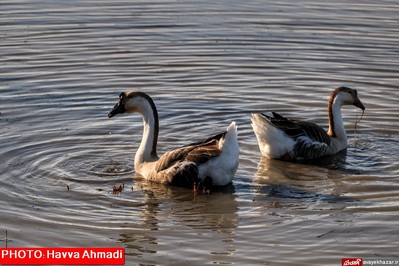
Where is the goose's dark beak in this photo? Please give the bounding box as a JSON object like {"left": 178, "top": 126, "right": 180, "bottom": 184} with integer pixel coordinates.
{"left": 108, "top": 100, "right": 126, "bottom": 118}
{"left": 353, "top": 97, "right": 365, "bottom": 111}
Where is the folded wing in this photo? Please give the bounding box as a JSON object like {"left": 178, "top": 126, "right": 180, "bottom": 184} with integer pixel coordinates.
{"left": 153, "top": 130, "right": 226, "bottom": 186}
{"left": 264, "top": 112, "right": 331, "bottom": 160}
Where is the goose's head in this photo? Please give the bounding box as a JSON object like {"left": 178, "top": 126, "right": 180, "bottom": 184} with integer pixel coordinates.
{"left": 331, "top": 86, "right": 365, "bottom": 110}
{"left": 108, "top": 91, "right": 157, "bottom": 118}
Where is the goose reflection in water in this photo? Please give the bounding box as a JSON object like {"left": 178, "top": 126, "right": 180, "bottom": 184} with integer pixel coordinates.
{"left": 117, "top": 176, "right": 239, "bottom": 263}
{"left": 253, "top": 153, "right": 357, "bottom": 205}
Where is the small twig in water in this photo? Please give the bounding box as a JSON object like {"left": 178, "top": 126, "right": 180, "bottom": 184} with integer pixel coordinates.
{"left": 317, "top": 229, "right": 334, "bottom": 238}
{"left": 2, "top": 230, "right": 8, "bottom": 248}
{"left": 354, "top": 109, "right": 365, "bottom": 143}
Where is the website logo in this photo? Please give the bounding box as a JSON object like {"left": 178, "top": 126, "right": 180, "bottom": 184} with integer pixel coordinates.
{"left": 342, "top": 258, "right": 363, "bottom": 266}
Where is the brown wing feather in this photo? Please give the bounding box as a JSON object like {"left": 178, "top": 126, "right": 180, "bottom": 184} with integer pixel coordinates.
{"left": 185, "top": 144, "right": 222, "bottom": 164}
{"left": 154, "top": 146, "right": 195, "bottom": 172}
{"left": 154, "top": 130, "right": 226, "bottom": 173}
{"left": 184, "top": 130, "right": 227, "bottom": 147}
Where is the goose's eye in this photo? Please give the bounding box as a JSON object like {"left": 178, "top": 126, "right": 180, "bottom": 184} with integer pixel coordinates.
{"left": 119, "top": 92, "right": 125, "bottom": 99}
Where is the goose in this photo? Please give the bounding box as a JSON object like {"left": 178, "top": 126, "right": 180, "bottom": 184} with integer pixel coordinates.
{"left": 251, "top": 86, "right": 365, "bottom": 161}
{"left": 108, "top": 91, "right": 239, "bottom": 189}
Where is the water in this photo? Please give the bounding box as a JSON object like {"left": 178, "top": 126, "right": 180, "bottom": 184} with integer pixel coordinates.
{"left": 1, "top": 1, "right": 398, "bottom": 265}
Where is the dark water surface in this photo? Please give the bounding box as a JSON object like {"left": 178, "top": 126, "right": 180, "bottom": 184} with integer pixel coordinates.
{"left": 1, "top": 1, "right": 398, "bottom": 265}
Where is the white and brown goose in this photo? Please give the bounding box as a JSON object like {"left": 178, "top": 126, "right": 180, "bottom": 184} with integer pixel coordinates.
{"left": 251, "top": 87, "right": 365, "bottom": 161}
{"left": 108, "top": 91, "right": 239, "bottom": 188}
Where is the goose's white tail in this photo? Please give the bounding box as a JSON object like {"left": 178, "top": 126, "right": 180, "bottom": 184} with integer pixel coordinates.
{"left": 220, "top": 122, "right": 239, "bottom": 155}
{"left": 251, "top": 114, "right": 295, "bottom": 158}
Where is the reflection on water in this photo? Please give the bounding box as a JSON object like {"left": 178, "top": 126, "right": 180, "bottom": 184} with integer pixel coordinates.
{"left": 1, "top": 0, "right": 399, "bottom": 264}
{"left": 118, "top": 178, "right": 239, "bottom": 263}
{"left": 254, "top": 155, "right": 357, "bottom": 205}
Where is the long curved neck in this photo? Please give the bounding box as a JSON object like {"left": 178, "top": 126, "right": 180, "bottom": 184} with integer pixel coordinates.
{"left": 327, "top": 96, "right": 347, "bottom": 141}
{"left": 135, "top": 98, "right": 159, "bottom": 168}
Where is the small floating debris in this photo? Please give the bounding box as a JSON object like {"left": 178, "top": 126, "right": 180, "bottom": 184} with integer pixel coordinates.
{"left": 66, "top": 185, "right": 70, "bottom": 191}
{"left": 112, "top": 184, "right": 124, "bottom": 193}
{"left": 106, "top": 166, "right": 118, "bottom": 173}
{"left": 271, "top": 201, "right": 280, "bottom": 208}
